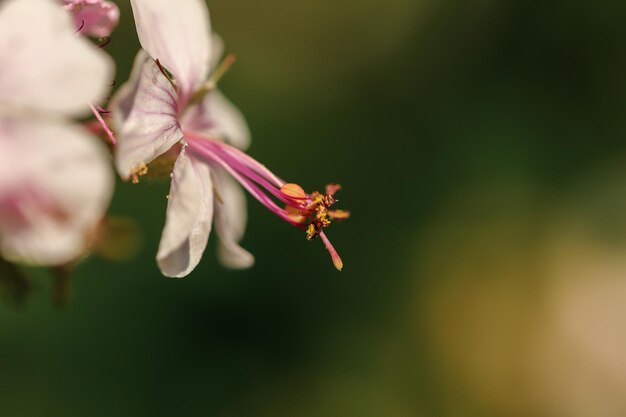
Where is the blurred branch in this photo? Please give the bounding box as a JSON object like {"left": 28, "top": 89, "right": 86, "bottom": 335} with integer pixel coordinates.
{"left": 0, "top": 256, "right": 31, "bottom": 308}
{"left": 51, "top": 265, "right": 72, "bottom": 309}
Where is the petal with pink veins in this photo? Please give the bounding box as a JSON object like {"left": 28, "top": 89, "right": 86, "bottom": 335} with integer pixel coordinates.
{"left": 111, "top": 52, "right": 183, "bottom": 179}
{"left": 108, "top": 50, "right": 150, "bottom": 130}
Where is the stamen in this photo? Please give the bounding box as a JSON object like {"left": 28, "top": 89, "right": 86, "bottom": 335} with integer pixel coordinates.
{"left": 155, "top": 59, "right": 177, "bottom": 91}
{"left": 188, "top": 54, "right": 238, "bottom": 106}
{"left": 130, "top": 163, "right": 148, "bottom": 184}
{"left": 185, "top": 131, "right": 284, "bottom": 186}
{"left": 207, "top": 143, "right": 290, "bottom": 203}
{"left": 98, "top": 37, "right": 111, "bottom": 48}
{"left": 217, "top": 142, "right": 285, "bottom": 187}
{"left": 95, "top": 106, "right": 111, "bottom": 114}
{"left": 188, "top": 135, "right": 291, "bottom": 207}
{"left": 209, "top": 54, "right": 237, "bottom": 86}
{"left": 280, "top": 183, "right": 306, "bottom": 200}
{"left": 326, "top": 183, "right": 342, "bottom": 196}
{"left": 306, "top": 224, "right": 316, "bottom": 240}
{"left": 184, "top": 131, "right": 349, "bottom": 270}
{"left": 75, "top": 19, "right": 85, "bottom": 34}
{"left": 187, "top": 142, "right": 299, "bottom": 225}
{"left": 285, "top": 205, "right": 306, "bottom": 224}
{"left": 329, "top": 209, "right": 351, "bottom": 220}
{"left": 88, "top": 102, "right": 116, "bottom": 145}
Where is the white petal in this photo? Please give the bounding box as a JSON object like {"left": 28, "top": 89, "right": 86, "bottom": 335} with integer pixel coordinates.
{"left": 0, "top": 0, "right": 114, "bottom": 117}
{"left": 183, "top": 89, "right": 251, "bottom": 150}
{"left": 157, "top": 149, "right": 213, "bottom": 278}
{"left": 108, "top": 50, "right": 149, "bottom": 129}
{"left": 130, "top": 0, "right": 211, "bottom": 97}
{"left": 209, "top": 32, "right": 225, "bottom": 72}
{"left": 0, "top": 118, "right": 114, "bottom": 265}
{"left": 111, "top": 52, "right": 183, "bottom": 179}
{"left": 213, "top": 170, "right": 254, "bottom": 269}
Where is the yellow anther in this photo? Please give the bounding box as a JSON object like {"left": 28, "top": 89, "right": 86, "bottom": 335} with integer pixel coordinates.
{"left": 130, "top": 163, "right": 148, "bottom": 184}
{"left": 306, "top": 224, "right": 317, "bottom": 240}
{"left": 286, "top": 206, "right": 306, "bottom": 224}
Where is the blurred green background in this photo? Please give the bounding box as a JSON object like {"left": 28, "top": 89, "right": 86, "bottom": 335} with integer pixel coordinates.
{"left": 5, "top": 0, "right": 626, "bottom": 416}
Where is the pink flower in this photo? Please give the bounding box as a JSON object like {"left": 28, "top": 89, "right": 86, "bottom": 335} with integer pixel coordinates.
{"left": 111, "top": 0, "right": 348, "bottom": 277}
{"left": 62, "top": 0, "right": 119, "bottom": 38}
{"left": 0, "top": 0, "right": 115, "bottom": 265}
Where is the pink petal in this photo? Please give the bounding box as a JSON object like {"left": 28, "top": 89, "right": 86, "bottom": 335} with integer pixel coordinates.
{"left": 157, "top": 148, "right": 214, "bottom": 278}
{"left": 182, "top": 89, "right": 251, "bottom": 150}
{"left": 110, "top": 51, "right": 183, "bottom": 179}
{"left": 63, "top": 0, "right": 120, "bottom": 38}
{"left": 130, "top": 0, "right": 211, "bottom": 100}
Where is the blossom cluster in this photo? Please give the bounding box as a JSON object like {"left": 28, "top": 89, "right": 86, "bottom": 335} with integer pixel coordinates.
{"left": 0, "top": 0, "right": 349, "bottom": 283}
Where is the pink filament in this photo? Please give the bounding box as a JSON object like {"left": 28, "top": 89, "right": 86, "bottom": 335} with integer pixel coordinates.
{"left": 89, "top": 102, "right": 116, "bottom": 145}
{"left": 200, "top": 141, "right": 297, "bottom": 206}
{"left": 185, "top": 131, "right": 284, "bottom": 187}
{"left": 185, "top": 131, "right": 306, "bottom": 210}
{"left": 186, "top": 139, "right": 301, "bottom": 227}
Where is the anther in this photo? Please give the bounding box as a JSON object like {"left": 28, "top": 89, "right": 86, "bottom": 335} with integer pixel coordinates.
{"left": 98, "top": 37, "right": 111, "bottom": 48}
{"left": 280, "top": 183, "right": 306, "bottom": 200}
{"left": 155, "top": 59, "right": 177, "bottom": 91}
{"left": 75, "top": 19, "right": 85, "bottom": 34}
{"left": 130, "top": 163, "right": 149, "bottom": 184}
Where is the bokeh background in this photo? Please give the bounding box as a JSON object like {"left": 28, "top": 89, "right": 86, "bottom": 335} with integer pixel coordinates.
{"left": 4, "top": 0, "right": 626, "bottom": 416}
